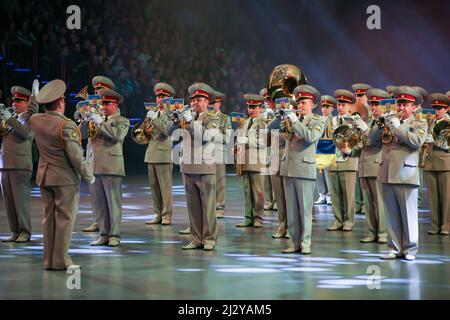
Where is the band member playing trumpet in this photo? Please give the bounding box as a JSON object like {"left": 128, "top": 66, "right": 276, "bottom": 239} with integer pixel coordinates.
{"left": 327, "top": 90, "right": 359, "bottom": 232}
{"left": 86, "top": 89, "right": 130, "bottom": 247}
{"left": 145, "top": 82, "right": 176, "bottom": 225}
{"left": 263, "top": 88, "right": 288, "bottom": 239}
{"left": 211, "top": 91, "right": 231, "bottom": 219}
{"left": 278, "top": 85, "right": 325, "bottom": 254}
{"left": 171, "top": 83, "right": 220, "bottom": 251}
{"left": 82, "top": 75, "right": 117, "bottom": 233}
{"left": 235, "top": 94, "right": 267, "bottom": 228}
{"left": 357, "top": 88, "right": 389, "bottom": 244}
{"left": 0, "top": 82, "right": 39, "bottom": 242}
{"left": 423, "top": 93, "right": 450, "bottom": 235}
{"left": 370, "top": 86, "right": 427, "bottom": 261}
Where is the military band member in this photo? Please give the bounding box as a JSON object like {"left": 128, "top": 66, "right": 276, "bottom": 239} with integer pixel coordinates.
{"left": 327, "top": 90, "right": 359, "bottom": 232}
{"left": 264, "top": 89, "right": 288, "bottom": 238}
{"left": 82, "top": 75, "right": 117, "bottom": 233}
{"left": 370, "top": 86, "right": 427, "bottom": 261}
{"left": 173, "top": 83, "right": 220, "bottom": 251}
{"left": 260, "top": 88, "right": 276, "bottom": 211}
{"left": 0, "top": 83, "right": 38, "bottom": 242}
{"left": 413, "top": 86, "right": 429, "bottom": 208}
{"left": 357, "top": 88, "right": 388, "bottom": 243}
{"left": 29, "top": 79, "right": 94, "bottom": 270}
{"left": 236, "top": 94, "right": 267, "bottom": 228}
{"left": 278, "top": 85, "right": 325, "bottom": 254}
{"left": 314, "top": 95, "right": 336, "bottom": 205}
{"left": 352, "top": 83, "right": 373, "bottom": 215}
{"left": 86, "top": 89, "right": 130, "bottom": 247}
{"left": 211, "top": 91, "right": 231, "bottom": 219}
{"left": 386, "top": 85, "right": 398, "bottom": 98}
{"left": 423, "top": 93, "right": 450, "bottom": 235}
{"left": 145, "top": 82, "right": 175, "bottom": 225}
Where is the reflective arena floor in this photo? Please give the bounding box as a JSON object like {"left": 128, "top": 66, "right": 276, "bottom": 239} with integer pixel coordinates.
{"left": 0, "top": 171, "right": 449, "bottom": 300}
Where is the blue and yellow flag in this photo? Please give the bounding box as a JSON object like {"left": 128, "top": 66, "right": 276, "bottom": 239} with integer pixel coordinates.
{"left": 231, "top": 112, "right": 245, "bottom": 129}
{"left": 275, "top": 97, "right": 289, "bottom": 110}
{"left": 316, "top": 139, "right": 336, "bottom": 170}
{"left": 380, "top": 99, "right": 397, "bottom": 114}
{"left": 144, "top": 102, "right": 158, "bottom": 111}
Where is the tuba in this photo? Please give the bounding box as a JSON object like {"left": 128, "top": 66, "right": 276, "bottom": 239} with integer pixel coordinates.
{"left": 268, "top": 64, "right": 307, "bottom": 141}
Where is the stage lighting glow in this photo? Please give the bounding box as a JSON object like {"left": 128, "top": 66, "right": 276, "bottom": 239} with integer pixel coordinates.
{"left": 215, "top": 268, "right": 280, "bottom": 274}
{"left": 176, "top": 269, "right": 204, "bottom": 272}
{"left": 123, "top": 214, "right": 154, "bottom": 220}
{"left": 300, "top": 257, "right": 347, "bottom": 262}
{"left": 120, "top": 240, "right": 147, "bottom": 244}
{"left": 223, "top": 253, "right": 257, "bottom": 257}
{"left": 401, "top": 259, "right": 443, "bottom": 265}
{"left": 283, "top": 267, "right": 333, "bottom": 272}
{"left": 69, "top": 248, "right": 114, "bottom": 254}
{"left": 238, "top": 257, "right": 298, "bottom": 263}
{"left": 353, "top": 258, "right": 387, "bottom": 263}
{"left": 159, "top": 241, "right": 183, "bottom": 244}
{"left": 382, "top": 279, "right": 421, "bottom": 284}
{"left": 341, "top": 250, "right": 370, "bottom": 254}
{"left": 320, "top": 279, "right": 368, "bottom": 286}
{"left": 316, "top": 285, "right": 353, "bottom": 289}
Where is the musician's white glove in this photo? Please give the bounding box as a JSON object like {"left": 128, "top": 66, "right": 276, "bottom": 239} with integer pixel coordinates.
{"left": 287, "top": 112, "right": 299, "bottom": 123}
{"left": 266, "top": 108, "right": 275, "bottom": 116}
{"left": 355, "top": 118, "right": 368, "bottom": 132}
{"left": 0, "top": 108, "right": 12, "bottom": 121}
{"left": 32, "top": 79, "right": 40, "bottom": 96}
{"left": 388, "top": 117, "right": 401, "bottom": 129}
{"left": 261, "top": 111, "right": 268, "bottom": 119}
{"left": 146, "top": 110, "right": 158, "bottom": 120}
{"left": 183, "top": 111, "right": 193, "bottom": 122}
{"left": 237, "top": 136, "right": 248, "bottom": 144}
{"left": 424, "top": 134, "right": 434, "bottom": 144}
{"left": 87, "top": 112, "right": 103, "bottom": 125}
{"left": 89, "top": 176, "right": 96, "bottom": 185}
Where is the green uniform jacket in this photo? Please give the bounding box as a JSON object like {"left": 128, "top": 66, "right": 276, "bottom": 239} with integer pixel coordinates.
{"left": 280, "top": 114, "right": 325, "bottom": 179}
{"left": 145, "top": 109, "right": 173, "bottom": 164}
{"left": 369, "top": 115, "right": 427, "bottom": 186}
{"left": 28, "top": 111, "right": 94, "bottom": 186}
{"left": 87, "top": 112, "right": 130, "bottom": 177}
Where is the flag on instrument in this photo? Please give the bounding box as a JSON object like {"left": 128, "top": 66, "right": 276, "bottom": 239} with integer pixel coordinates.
{"left": 380, "top": 99, "right": 397, "bottom": 114}
{"left": 316, "top": 139, "right": 336, "bottom": 170}
{"left": 275, "top": 97, "right": 289, "bottom": 110}
{"left": 88, "top": 95, "right": 101, "bottom": 106}
{"left": 162, "top": 97, "right": 173, "bottom": 110}
{"left": 231, "top": 112, "right": 245, "bottom": 129}
{"left": 170, "top": 98, "right": 184, "bottom": 111}
{"left": 417, "top": 108, "right": 436, "bottom": 121}
{"left": 144, "top": 102, "right": 158, "bottom": 111}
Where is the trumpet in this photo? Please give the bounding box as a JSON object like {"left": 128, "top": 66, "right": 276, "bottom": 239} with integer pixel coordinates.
{"left": 275, "top": 108, "right": 296, "bottom": 140}
{"left": 376, "top": 110, "right": 404, "bottom": 144}
{"left": 74, "top": 86, "right": 105, "bottom": 139}
{"left": 169, "top": 106, "right": 193, "bottom": 129}
{"left": 0, "top": 104, "right": 14, "bottom": 136}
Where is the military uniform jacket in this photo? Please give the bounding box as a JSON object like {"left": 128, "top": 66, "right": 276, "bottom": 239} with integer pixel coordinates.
{"left": 267, "top": 117, "right": 286, "bottom": 175}
{"left": 145, "top": 109, "right": 173, "bottom": 164}
{"left": 357, "top": 115, "right": 382, "bottom": 178}
{"left": 87, "top": 112, "right": 130, "bottom": 176}
{"left": 423, "top": 114, "right": 450, "bottom": 172}
{"left": 28, "top": 111, "right": 94, "bottom": 186}
{"left": 328, "top": 115, "right": 359, "bottom": 172}
{"left": 180, "top": 111, "right": 220, "bottom": 175}
{"left": 215, "top": 111, "right": 231, "bottom": 164}
{"left": 369, "top": 115, "right": 427, "bottom": 186}
{"left": 0, "top": 112, "right": 34, "bottom": 171}
{"left": 280, "top": 114, "right": 324, "bottom": 179}
{"left": 237, "top": 116, "right": 267, "bottom": 173}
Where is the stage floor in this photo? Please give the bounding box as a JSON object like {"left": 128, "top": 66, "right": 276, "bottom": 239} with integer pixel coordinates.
{"left": 0, "top": 172, "right": 449, "bottom": 300}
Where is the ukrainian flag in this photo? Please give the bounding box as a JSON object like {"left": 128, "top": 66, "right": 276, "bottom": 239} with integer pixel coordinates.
{"left": 316, "top": 139, "right": 336, "bottom": 170}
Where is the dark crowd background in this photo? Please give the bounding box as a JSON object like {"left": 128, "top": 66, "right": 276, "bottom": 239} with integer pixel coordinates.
{"left": 0, "top": 0, "right": 449, "bottom": 172}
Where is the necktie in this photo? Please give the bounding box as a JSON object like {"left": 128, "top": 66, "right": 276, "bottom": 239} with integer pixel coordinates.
{"left": 339, "top": 117, "right": 343, "bottom": 126}
{"left": 299, "top": 116, "right": 305, "bottom": 123}
{"left": 248, "top": 118, "right": 254, "bottom": 130}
